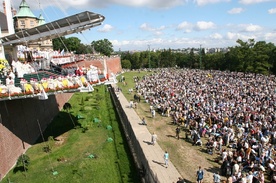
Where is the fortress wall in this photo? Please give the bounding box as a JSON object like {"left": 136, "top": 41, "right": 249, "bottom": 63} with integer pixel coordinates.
{"left": 82, "top": 56, "right": 122, "bottom": 76}
{"left": 0, "top": 92, "right": 73, "bottom": 179}
{"left": 106, "top": 56, "right": 122, "bottom": 75}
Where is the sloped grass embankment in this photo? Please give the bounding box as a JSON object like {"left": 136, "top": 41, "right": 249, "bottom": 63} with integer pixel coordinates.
{"left": 2, "top": 85, "right": 139, "bottom": 183}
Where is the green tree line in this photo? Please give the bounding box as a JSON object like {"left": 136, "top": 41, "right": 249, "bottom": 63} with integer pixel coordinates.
{"left": 53, "top": 37, "right": 114, "bottom": 56}
{"left": 121, "top": 39, "right": 276, "bottom": 75}
{"left": 53, "top": 37, "right": 276, "bottom": 75}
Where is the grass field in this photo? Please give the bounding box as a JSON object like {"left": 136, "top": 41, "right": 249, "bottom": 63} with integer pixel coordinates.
{"left": 2, "top": 85, "right": 140, "bottom": 183}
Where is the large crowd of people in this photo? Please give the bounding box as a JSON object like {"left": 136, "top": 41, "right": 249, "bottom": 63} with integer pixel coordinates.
{"left": 0, "top": 59, "right": 104, "bottom": 95}
{"left": 135, "top": 68, "right": 276, "bottom": 183}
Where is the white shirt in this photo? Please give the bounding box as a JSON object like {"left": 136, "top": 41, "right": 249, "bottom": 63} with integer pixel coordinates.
{"left": 246, "top": 174, "right": 253, "bottom": 183}
{"left": 233, "top": 163, "right": 239, "bottom": 175}
{"left": 244, "top": 142, "right": 249, "bottom": 149}
{"left": 241, "top": 177, "right": 247, "bottom": 183}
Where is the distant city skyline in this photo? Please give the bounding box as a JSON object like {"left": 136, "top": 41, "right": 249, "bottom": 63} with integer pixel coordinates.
{"left": 4, "top": 0, "right": 276, "bottom": 51}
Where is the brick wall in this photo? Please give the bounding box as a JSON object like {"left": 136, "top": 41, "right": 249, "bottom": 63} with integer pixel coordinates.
{"left": 62, "top": 56, "right": 122, "bottom": 77}
{"left": 0, "top": 93, "right": 73, "bottom": 179}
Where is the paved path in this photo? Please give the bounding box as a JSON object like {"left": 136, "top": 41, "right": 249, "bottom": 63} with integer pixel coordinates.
{"left": 117, "top": 91, "right": 182, "bottom": 183}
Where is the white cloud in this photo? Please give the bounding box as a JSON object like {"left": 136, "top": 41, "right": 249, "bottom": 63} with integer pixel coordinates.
{"left": 154, "top": 31, "right": 163, "bottom": 36}
{"left": 10, "top": 0, "right": 187, "bottom": 10}
{"left": 239, "top": 24, "right": 262, "bottom": 32}
{"left": 238, "top": 0, "right": 274, "bottom": 5}
{"left": 268, "top": 8, "right": 276, "bottom": 14}
{"left": 225, "top": 32, "right": 254, "bottom": 40}
{"left": 136, "top": 0, "right": 187, "bottom": 9}
{"left": 194, "top": 21, "right": 216, "bottom": 31}
{"left": 228, "top": 8, "right": 244, "bottom": 14}
{"left": 264, "top": 32, "right": 276, "bottom": 40}
{"left": 194, "top": 0, "right": 231, "bottom": 6}
{"left": 140, "top": 23, "right": 151, "bottom": 31}
{"left": 98, "top": 24, "right": 114, "bottom": 32}
{"left": 139, "top": 23, "right": 166, "bottom": 37}
{"left": 209, "top": 33, "right": 223, "bottom": 39}
{"left": 176, "top": 21, "right": 192, "bottom": 32}
{"left": 140, "top": 23, "right": 165, "bottom": 32}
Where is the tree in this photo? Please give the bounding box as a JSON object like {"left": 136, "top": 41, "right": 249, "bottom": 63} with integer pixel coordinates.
{"left": 52, "top": 37, "right": 82, "bottom": 53}
{"left": 91, "top": 39, "right": 114, "bottom": 57}
{"left": 131, "top": 52, "right": 141, "bottom": 69}
{"left": 268, "top": 45, "right": 276, "bottom": 75}
{"left": 149, "top": 51, "right": 160, "bottom": 68}
{"left": 175, "top": 52, "right": 189, "bottom": 68}
{"left": 225, "top": 47, "right": 240, "bottom": 71}
{"left": 187, "top": 49, "right": 197, "bottom": 68}
{"left": 65, "top": 37, "right": 82, "bottom": 53}
{"left": 236, "top": 39, "right": 255, "bottom": 73}
{"left": 76, "top": 44, "right": 93, "bottom": 54}
{"left": 252, "top": 41, "right": 271, "bottom": 75}
{"left": 16, "top": 154, "right": 30, "bottom": 172}
{"left": 160, "top": 49, "right": 176, "bottom": 68}
{"left": 52, "top": 37, "right": 66, "bottom": 51}
{"left": 121, "top": 59, "right": 131, "bottom": 69}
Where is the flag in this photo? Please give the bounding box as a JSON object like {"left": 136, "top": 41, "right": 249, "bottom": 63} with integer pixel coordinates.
{"left": 60, "top": 49, "right": 64, "bottom": 56}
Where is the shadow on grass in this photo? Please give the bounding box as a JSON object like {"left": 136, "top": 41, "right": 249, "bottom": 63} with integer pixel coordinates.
{"left": 13, "top": 166, "right": 26, "bottom": 174}
{"left": 36, "top": 111, "right": 81, "bottom": 143}
{"left": 207, "top": 158, "right": 221, "bottom": 165}
{"left": 166, "top": 134, "right": 177, "bottom": 139}
{"left": 199, "top": 147, "right": 207, "bottom": 154}
{"left": 184, "top": 180, "right": 193, "bottom": 183}
{"left": 167, "top": 121, "right": 177, "bottom": 126}
{"left": 204, "top": 166, "right": 221, "bottom": 174}
{"left": 175, "top": 178, "right": 193, "bottom": 183}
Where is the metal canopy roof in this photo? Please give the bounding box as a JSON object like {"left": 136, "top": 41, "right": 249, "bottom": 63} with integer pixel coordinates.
{"left": 0, "top": 11, "right": 105, "bottom": 46}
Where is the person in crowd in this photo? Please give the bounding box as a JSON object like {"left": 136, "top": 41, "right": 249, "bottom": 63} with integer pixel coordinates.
{"left": 142, "top": 117, "right": 147, "bottom": 125}
{"left": 151, "top": 132, "right": 157, "bottom": 146}
{"left": 164, "top": 151, "right": 169, "bottom": 168}
{"left": 213, "top": 171, "right": 221, "bottom": 183}
{"left": 196, "top": 166, "right": 204, "bottom": 183}
{"left": 176, "top": 126, "right": 181, "bottom": 140}
{"left": 176, "top": 177, "right": 186, "bottom": 183}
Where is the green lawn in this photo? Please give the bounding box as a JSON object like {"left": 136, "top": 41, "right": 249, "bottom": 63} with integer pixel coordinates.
{"left": 2, "top": 85, "right": 139, "bottom": 183}
{"left": 117, "top": 71, "right": 153, "bottom": 101}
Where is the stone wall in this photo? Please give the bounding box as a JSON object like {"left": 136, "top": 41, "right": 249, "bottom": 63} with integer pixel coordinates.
{"left": 0, "top": 93, "right": 73, "bottom": 179}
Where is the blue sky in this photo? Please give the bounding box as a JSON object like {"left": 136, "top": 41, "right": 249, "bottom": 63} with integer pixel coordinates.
{"left": 6, "top": 0, "right": 276, "bottom": 51}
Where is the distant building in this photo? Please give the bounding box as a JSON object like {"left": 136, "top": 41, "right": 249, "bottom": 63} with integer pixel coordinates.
{"left": 0, "top": 11, "right": 7, "bottom": 58}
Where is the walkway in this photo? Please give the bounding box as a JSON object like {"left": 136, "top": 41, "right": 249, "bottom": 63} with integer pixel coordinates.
{"left": 117, "top": 91, "right": 182, "bottom": 183}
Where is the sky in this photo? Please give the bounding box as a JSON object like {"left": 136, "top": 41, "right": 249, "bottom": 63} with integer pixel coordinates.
{"left": 4, "top": 0, "right": 276, "bottom": 51}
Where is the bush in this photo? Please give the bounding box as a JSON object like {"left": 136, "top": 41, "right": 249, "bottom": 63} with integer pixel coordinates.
{"left": 16, "top": 154, "right": 30, "bottom": 171}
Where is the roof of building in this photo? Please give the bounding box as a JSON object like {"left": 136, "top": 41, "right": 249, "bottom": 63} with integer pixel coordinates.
{"left": 13, "top": 0, "right": 36, "bottom": 18}
{"left": 0, "top": 12, "right": 8, "bottom": 31}
{"left": 38, "top": 13, "right": 45, "bottom": 25}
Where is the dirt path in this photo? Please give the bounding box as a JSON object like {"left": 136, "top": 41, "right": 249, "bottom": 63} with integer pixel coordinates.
{"left": 134, "top": 101, "right": 225, "bottom": 183}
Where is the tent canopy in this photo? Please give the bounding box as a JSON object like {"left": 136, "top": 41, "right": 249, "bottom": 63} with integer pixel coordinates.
{"left": 0, "top": 11, "right": 105, "bottom": 46}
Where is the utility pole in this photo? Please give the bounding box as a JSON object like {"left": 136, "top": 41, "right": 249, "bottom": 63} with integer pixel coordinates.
{"left": 148, "top": 45, "right": 151, "bottom": 69}
{"left": 199, "top": 44, "right": 202, "bottom": 70}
